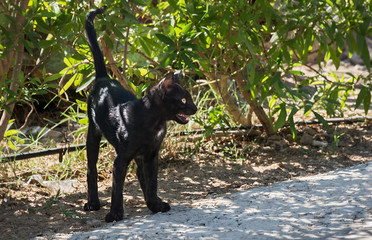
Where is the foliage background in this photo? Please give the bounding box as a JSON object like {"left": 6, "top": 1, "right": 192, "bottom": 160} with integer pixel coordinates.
{"left": 0, "top": 0, "right": 371, "bottom": 150}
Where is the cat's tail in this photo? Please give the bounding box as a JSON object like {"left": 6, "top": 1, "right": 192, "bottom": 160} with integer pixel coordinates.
{"left": 86, "top": 6, "right": 108, "bottom": 79}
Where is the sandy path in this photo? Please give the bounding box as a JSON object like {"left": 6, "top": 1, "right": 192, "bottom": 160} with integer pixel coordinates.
{"left": 50, "top": 162, "right": 372, "bottom": 240}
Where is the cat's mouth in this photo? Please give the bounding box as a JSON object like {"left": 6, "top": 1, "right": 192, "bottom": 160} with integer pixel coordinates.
{"left": 175, "top": 113, "right": 190, "bottom": 124}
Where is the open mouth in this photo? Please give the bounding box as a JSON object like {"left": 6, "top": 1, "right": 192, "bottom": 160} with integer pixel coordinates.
{"left": 176, "top": 113, "right": 189, "bottom": 124}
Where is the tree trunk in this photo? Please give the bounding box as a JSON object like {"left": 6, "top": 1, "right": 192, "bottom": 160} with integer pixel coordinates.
{"left": 232, "top": 65, "right": 275, "bottom": 136}
{"left": 206, "top": 73, "right": 250, "bottom": 126}
{"left": 0, "top": 0, "right": 29, "bottom": 143}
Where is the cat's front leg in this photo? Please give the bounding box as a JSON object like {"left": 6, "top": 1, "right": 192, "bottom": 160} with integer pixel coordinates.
{"left": 141, "top": 153, "right": 170, "bottom": 213}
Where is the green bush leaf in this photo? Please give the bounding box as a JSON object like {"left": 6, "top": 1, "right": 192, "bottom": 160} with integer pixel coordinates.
{"left": 155, "top": 33, "right": 176, "bottom": 48}
{"left": 181, "top": 52, "right": 195, "bottom": 69}
{"left": 274, "top": 103, "right": 287, "bottom": 131}
{"left": 181, "top": 23, "right": 192, "bottom": 35}
{"left": 355, "top": 86, "right": 368, "bottom": 110}
{"left": 4, "top": 129, "right": 19, "bottom": 137}
{"left": 363, "top": 93, "right": 371, "bottom": 115}
{"left": 312, "top": 111, "right": 330, "bottom": 131}
{"left": 45, "top": 73, "right": 62, "bottom": 82}
{"left": 356, "top": 32, "right": 371, "bottom": 70}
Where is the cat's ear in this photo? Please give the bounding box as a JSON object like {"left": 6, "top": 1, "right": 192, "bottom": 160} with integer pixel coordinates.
{"left": 174, "top": 69, "right": 182, "bottom": 83}
{"left": 162, "top": 72, "right": 175, "bottom": 90}
{"left": 162, "top": 70, "right": 182, "bottom": 91}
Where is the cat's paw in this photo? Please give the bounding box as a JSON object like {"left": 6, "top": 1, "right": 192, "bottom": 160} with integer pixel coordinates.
{"left": 147, "top": 199, "right": 171, "bottom": 213}
{"left": 105, "top": 210, "right": 124, "bottom": 222}
{"left": 84, "top": 201, "right": 100, "bottom": 211}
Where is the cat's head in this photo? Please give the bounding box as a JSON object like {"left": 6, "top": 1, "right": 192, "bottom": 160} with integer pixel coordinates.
{"left": 160, "top": 70, "right": 197, "bottom": 124}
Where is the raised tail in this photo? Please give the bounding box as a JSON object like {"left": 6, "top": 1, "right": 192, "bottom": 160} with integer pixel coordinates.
{"left": 85, "top": 6, "right": 108, "bottom": 78}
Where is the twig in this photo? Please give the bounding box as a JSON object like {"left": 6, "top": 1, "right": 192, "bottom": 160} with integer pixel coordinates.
{"left": 24, "top": 51, "right": 53, "bottom": 80}
{"left": 301, "top": 62, "right": 354, "bottom": 88}
{"left": 58, "top": 60, "right": 89, "bottom": 102}
{"left": 126, "top": 41, "right": 173, "bottom": 72}
{"left": 123, "top": 26, "right": 130, "bottom": 81}
{"left": 19, "top": 100, "right": 35, "bottom": 131}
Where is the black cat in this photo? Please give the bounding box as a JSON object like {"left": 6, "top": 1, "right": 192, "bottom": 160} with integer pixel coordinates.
{"left": 84, "top": 6, "right": 197, "bottom": 222}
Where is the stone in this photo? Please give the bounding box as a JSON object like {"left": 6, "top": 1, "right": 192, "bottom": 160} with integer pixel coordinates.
{"left": 300, "top": 133, "right": 313, "bottom": 145}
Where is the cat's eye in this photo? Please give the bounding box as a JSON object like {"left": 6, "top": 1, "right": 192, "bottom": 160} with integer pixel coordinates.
{"left": 181, "top": 98, "right": 187, "bottom": 104}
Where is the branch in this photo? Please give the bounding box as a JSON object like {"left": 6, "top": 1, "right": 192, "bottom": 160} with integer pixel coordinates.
{"left": 232, "top": 60, "right": 275, "bottom": 135}
{"left": 126, "top": 41, "right": 173, "bottom": 72}
{"left": 206, "top": 72, "right": 250, "bottom": 126}
{"left": 0, "top": 1, "right": 7, "bottom": 11}
{"left": 301, "top": 61, "right": 353, "bottom": 88}
{"left": 0, "top": 61, "right": 4, "bottom": 83}
{"left": 24, "top": 51, "right": 53, "bottom": 80}
{"left": 100, "top": 38, "right": 136, "bottom": 95}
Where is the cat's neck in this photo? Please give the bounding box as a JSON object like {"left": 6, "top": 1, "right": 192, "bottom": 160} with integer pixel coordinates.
{"left": 141, "top": 88, "right": 167, "bottom": 119}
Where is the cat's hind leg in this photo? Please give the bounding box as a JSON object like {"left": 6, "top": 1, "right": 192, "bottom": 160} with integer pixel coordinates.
{"left": 105, "top": 150, "right": 132, "bottom": 222}
{"left": 84, "top": 124, "right": 102, "bottom": 211}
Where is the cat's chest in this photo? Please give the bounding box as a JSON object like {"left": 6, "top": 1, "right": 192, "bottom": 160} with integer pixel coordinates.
{"left": 143, "top": 122, "right": 166, "bottom": 142}
{"left": 134, "top": 124, "right": 165, "bottom": 155}
{"left": 133, "top": 117, "right": 166, "bottom": 142}
{"left": 116, "top": 102, "right": 167, "bottom": 146}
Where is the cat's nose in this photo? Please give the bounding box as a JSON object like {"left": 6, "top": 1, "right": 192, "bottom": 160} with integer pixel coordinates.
{"left": 191, "top": 104, "right": 197, "bottom": 114}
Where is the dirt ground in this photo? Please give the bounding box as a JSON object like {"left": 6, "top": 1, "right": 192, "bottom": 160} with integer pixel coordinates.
{"left": 1, "top": 50, "right": 372, "bottom": 239}
{"left": 0, "top": 120, "right": 371, "bottom": 240}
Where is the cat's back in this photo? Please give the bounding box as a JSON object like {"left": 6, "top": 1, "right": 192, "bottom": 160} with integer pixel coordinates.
{"left": 89, "top": 77, "right": 137, "bottom": 106}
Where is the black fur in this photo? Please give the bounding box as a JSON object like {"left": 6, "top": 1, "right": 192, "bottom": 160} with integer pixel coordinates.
{"left": 84, "top": 7, "right": 197, "bottom": 222}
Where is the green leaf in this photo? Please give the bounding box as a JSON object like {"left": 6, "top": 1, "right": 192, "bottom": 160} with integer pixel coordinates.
{"left": 268, "top": 95, "right": 277, "bottom": 110}
{"left": 289, "top": 70, "right": 304, "bottom": 76}
{"left": 155, "top": 33, "right": 176, "bottom": 48}
{"left": 35, "top": 89, "right": 48, "bottom": 95}
{"left": 274, "top": 103, "right": 287, "bottom": 131}
{"left": 78, "top": 118, "right": 89, "bottom": 125}
{"left": 129, "top": 0, "right": 147, "bottom": 6}
{"left": 63, "top": 57, "right": 72, "bottom": 68}
{"left": 289, "top": 118, "right": 297, "bottom": 140}
{"left": 181, "top": 52, "right": 195, "bottom": 69}
{"left": 312, "top": 111, "right": 330, "bottom": 131}
{"left": 73, "top": 73, "right": 83, "bottom": 87}
{"left": 37, "top": 10, "right": 56, "bottom": 18}
{"left": 109, "top": 24, "right": 124, "bottom": 39}
{"left": 76, "top": 75, "right": 95, "bottom": 93}
{"left": 45, "top": 73, "right": 62, "bottom": 82}
{"left": 345, "top": 34, "right": 355, "bottom": 58}
{"left": 4, "top": 129, "right": 19, "bottom": 137}
{"left": 355, "top": 86, "right": 368, "bottom": 110}
{"left": 329, "top": 45, "right": 340, "bottom": 69}
{"left": 288, "top": 106, "right": 299, "bottom": 139}
{"left": 21, "top": 39, "right": 34, "bottom": 55}
{"left": 304, "top": 100, "right": 313, "bottom": 114}
{"left": 8, "top": 140, "right": 17, "bottom": 150}
{"left": 363, "top": 90, "right": 371, "bottom": 115}
{"left": 159, "top": 52, "right": 177, "bottom": 68}
{"left": 356, "top": 32, "right": 371, "bottom": 70}
{"left": 104, "top": 34, "right": 114, "bottom": 50}
{"left": 167, "top": 0, "right": 178, "bottom": 9}
{"left": 46, "top": 83, "right": 60, "bottom": 89}
{"left": 181, "top": 23, "right": 192, "bottom": 35}
{"left": 60, "top": 73, "right": 80, "bottom": 96}
{"left": 139, "top": 37, "right": 151, "bottom": 56}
